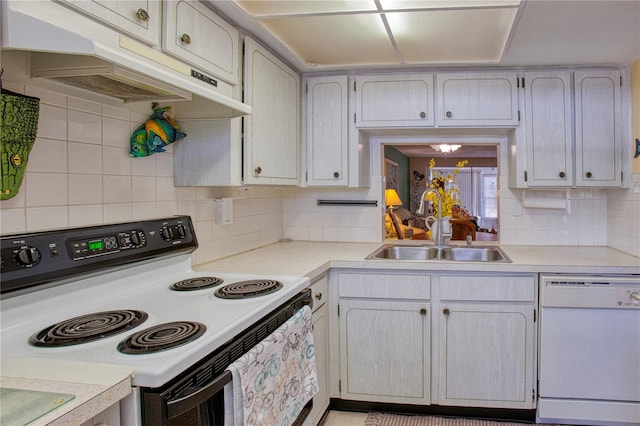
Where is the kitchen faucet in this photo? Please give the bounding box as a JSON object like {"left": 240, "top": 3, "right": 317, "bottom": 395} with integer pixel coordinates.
{"left": 416, "top": 188, "right": 446, "bottom": 246}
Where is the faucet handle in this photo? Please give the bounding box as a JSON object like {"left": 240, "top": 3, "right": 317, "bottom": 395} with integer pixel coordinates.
{"left": 466, "top": 235, "right": 472, "bottom": 247}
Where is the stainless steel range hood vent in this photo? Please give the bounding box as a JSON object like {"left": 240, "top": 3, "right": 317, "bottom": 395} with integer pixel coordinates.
{"left": 30, "top": 53, "right": 192, "bottom": 103}
{"left": 2, "top": 4, "right": 251, "bottom": 116}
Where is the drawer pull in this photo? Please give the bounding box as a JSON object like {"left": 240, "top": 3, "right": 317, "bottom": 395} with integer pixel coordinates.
{"left": 446, "top": 111, "right": 453, "bottom": 118}
{"left": 181, "top": 34, "right": 192, "bottom": 45}
{"left": 315, "top": 292, "right": 322, "bottom": 301}
{"left": 420, "top": 111, "right": 426, "bottom": 119}
{"left": 136, "top": 8, "right": 150, "bottom": 22}
{"left": 443, "top": 308, "right": 450, "bottom": 316}
{"left": 420, "top": 308, "right": 427, "bottom": 316}
{"left": 254, "top": 166, "right": 262, "bottom": 175}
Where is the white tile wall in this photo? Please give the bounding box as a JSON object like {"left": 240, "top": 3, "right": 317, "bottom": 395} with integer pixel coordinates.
{"left": 607, "top": 173, "right": 640, "bottom": 257}
{"left": 1, "top": 51, "right": 638, "bottom": 262}
{"left": 0, "top": 52, "right": 285, "bottom": 265}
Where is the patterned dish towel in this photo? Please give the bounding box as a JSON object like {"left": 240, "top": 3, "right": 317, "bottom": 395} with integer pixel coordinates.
{"left": 225, "top": 305, "right": 318, "bottom": 426}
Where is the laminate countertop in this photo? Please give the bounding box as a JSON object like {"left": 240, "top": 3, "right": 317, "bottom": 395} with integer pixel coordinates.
{"left": 196, "top": 241, "right": 639, "bottom": 278}
{"left": 0, "top": 357, "right": 133, "bottom": 426}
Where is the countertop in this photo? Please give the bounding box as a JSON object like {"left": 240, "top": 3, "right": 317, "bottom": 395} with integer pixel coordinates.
{"left": 0, "top": 357, "right": 133, "bottom": 426}
{"left": 196, "top": 241, "right": 640, "bottom": 278}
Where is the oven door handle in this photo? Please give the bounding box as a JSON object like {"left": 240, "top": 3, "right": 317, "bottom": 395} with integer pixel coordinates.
{"left": 166, "top": 370, "right": 233, "bottom": 419}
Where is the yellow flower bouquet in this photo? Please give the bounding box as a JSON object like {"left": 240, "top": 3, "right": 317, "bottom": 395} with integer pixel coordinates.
{"left": 424, "top": 158, "right": 469, "bottom": 217}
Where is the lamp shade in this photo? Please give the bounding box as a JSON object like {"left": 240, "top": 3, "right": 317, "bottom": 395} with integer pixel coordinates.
{"left": 385, "top": 189, "right": 403, "bottom": 207}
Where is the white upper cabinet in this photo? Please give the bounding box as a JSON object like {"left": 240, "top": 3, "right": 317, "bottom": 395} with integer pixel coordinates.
{"left": 162, "top": 0, "right": 239, "bottom": 85}
{"left": 305, "top": 76, "right": 349, "bottom": 186}
{"left": 522, "top": 71, "right": 574, "bottom": 187}
{"left": 436, "top": 72, "right": 519, "bottom": 126}
{"left": 244, "top": 37, "right": 300, "bottom": 185}
{"left": 57, "top": 0, "right": 161, "bottom": 45}
{"left": 513, "top": 69, "right": 626, "bottom": 188}
{"left": 574, "top": 70, "right": 622, "bottom": 187}
{"left": 354, "top": 74, "right": 434, "bottom": 128}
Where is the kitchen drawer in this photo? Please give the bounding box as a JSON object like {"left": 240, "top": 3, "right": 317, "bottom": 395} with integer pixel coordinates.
{"left": 439, "top": 275, "right": 535, "bottom": 302}
{"left": 309, "top": 275, "right": 328, "bottom": 311}
{"left": 338, "top": 272, "right": 430, "bottom": 300}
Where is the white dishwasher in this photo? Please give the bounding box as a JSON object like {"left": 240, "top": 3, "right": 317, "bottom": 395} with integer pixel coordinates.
{"left": 538, "top": 274, "right": 640, "bottom": 426}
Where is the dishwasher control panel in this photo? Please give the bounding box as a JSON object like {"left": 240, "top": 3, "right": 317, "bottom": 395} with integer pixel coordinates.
{"left": 618, "top": 288, "right": 640, "bottom": 307}
{"left": 541, "top": 274, "right": 640, "bottom": 309}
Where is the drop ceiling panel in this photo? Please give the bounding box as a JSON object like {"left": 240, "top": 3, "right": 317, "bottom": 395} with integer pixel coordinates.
{"left": 258, "top": 14, "right": 400, "bottom": 66}
{"left": 388, "top": 8, "right": 518, "bottom": 63}
{"left": 233, "top": 1, "right": 377, "bottom": 16}
{"left": 378, "top": 0, "right": 520, "bottom": 11}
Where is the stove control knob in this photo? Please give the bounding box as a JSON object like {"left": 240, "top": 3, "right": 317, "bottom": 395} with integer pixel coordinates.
{"left": 130, "top": 231, "right": 141, "bottom": 246}
{"left": 161, "top": 226, "right": 176, "bottom": 241}
{"left": 630, "top": 292, "right": 640, "bottom": 305}
{"left": 176, "top": 224, "right": 186, "bottom": 238}
{"left": 16, "top": 246, "right": 41, "bottom": 266}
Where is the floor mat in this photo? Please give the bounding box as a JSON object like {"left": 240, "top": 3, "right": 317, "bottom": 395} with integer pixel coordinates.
{"left": 365, "top": 412, "right": 533, "bottom": 426}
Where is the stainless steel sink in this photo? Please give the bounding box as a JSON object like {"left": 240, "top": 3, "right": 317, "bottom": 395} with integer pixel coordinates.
{"left": 366, "top": 245, "right": 511, "bottom": 263}
{"left": 440, "top": 246, "right": 510, "bottom": 262}
{"left": 368, "top": 245, "right": 439, "bottom": 260}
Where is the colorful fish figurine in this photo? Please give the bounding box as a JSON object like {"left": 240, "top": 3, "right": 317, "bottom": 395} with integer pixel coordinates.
{"left": 130, "top": 104, "right": 186, "bottom": 157}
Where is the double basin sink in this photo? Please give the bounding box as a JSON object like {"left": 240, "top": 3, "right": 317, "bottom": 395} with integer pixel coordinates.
{"left": 367, "top": 244, "right": 511, "bottom": 263}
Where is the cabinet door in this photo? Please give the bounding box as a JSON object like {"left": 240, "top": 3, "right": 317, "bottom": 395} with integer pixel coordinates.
{"left": 523, "top": 71, "right": 573, "bottom": 187}
{"left": 575, "top": 70, "right": 622, "bottom": 187}
{"left": 355, "top": 74, "right": 434, "bottom": 128}
{"left": 243, "top": 37, "right": 300, "bottom": 185}
{"left": 58, "top": 0, "right": 160, "bottom": 45}
{"left": 308, "top": 302, "right": 330, "bottom": 425}
{"left": 436, "top": 72, "right": 518, "bottom": 126}
{"left": 162, "top": 0, "right": 238, "bottom": 85}
{"left": 438, "top": 303, "right": 535, "bottom": 409}
{"left": 339, "top": 299, "right": 430, "bottom": 404}
{"left": 306, "top": 76, "right": 349, "bottom": 186}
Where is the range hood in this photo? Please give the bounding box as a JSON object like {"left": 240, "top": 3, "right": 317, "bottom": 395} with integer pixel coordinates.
{"left": 1, "top": 6, "right": 251, "bottom": 117}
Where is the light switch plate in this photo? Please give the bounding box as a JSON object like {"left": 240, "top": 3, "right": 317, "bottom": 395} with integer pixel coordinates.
{"left": 214, "top": 198, "right": 233, "bottom": 225}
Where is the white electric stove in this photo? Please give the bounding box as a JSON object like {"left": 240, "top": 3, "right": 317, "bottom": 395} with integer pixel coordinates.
{"left": 0, "top": 216, "right": 310, "bottom": 425}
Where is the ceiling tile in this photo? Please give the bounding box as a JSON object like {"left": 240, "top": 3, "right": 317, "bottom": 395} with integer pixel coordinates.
{"left": 233, "top": 0, "right": 377, "bottom": 16}
{"left": 378, "top": 0, "right": 520, "bottom": 11}
{"left": 388, "top": 8, "right": 518, "bottom": 63}
{"left": 257, "top": 14, "right": 401, "bottom": 66}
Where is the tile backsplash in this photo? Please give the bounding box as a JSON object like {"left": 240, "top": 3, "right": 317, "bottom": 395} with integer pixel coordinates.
{"left": 2, "top": 51, "right": 639, "bottom": 261}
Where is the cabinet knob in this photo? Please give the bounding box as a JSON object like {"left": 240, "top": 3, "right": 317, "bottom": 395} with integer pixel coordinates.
{"left": 420, "top": 308, "right": 427, "bottom": 316}
{"left": 254, "top": 166, "right": 262, "bottom": 175}
{"left": 559, "top": 171, "right": 565, "bottom": 178}
{"left": 315, "top": 292, "right": 323, "bottom": 301}
{"left": 445, "top": 111, "right": 453, "bottom": 118}
{"left": 420, "top": 111, "right": 426, "bottom": 119}
{"left": 333, "top": 172, "right": 340, "bottom": 178}
{"left": 180, "top": 34, "right": 192, "bottom": 45}
{"left": 585, "top": 172, "right": 592, "bottom": 178}
{"left": 443, "top": 308, "right": 450, "bottom": 316}
{"left": 135, "top": 8, "right": 150, "bottom": 22}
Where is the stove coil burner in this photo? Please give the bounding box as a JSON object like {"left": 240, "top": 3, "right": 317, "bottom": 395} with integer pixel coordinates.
{"left": 214, "top": 279, "right": 283, "bottom": 299}
{"left": 169, "top": 276, "right": 224, "bottom": 291}
{"left": 117, "top": 321, "right": 206, "bottom": 354}
{"left": 29, "top": 310, "right": 148, "bottom": 347}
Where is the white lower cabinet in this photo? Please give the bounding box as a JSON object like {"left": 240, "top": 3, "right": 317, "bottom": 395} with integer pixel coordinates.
{"left": 308, "top": 275, "right": 330, "bottom": 425}
{"left": 334, "top": 271, "right": 537, "bottom": 410}
{"left": 436, "top": 274, "right": 537, "bottom": 409}
{"left": 337, "top": 272, "right": 431, "bottom": 404}
{"left": 79, "top": 402, "right": 120, "bottom": 426}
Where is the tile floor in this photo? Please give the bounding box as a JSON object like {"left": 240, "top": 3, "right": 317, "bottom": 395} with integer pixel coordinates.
{"left": 321, "top": 410, "right": 368, "bottom": 425}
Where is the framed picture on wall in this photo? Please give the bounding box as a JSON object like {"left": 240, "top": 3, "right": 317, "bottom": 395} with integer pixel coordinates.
{"left": 385, "top": 158, "right": 398, "bottom": 190}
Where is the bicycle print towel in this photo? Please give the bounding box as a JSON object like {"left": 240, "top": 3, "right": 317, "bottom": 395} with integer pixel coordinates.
{"left": 225, "top": 305, "right": 318, "bottom": 426}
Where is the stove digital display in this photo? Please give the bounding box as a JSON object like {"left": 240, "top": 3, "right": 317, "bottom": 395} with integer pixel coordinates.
{"left": 88, "top": 240, "right": 104, "bottom": 251}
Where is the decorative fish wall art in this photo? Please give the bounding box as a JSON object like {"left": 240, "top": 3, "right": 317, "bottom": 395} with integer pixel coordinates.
{"left": 130, "top": 103, "right": 186, "bottom": 157}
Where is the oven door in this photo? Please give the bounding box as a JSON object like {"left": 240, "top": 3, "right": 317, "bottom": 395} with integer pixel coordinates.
{"left": 143, "top": 370, "right": 232, "bottom": 426}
